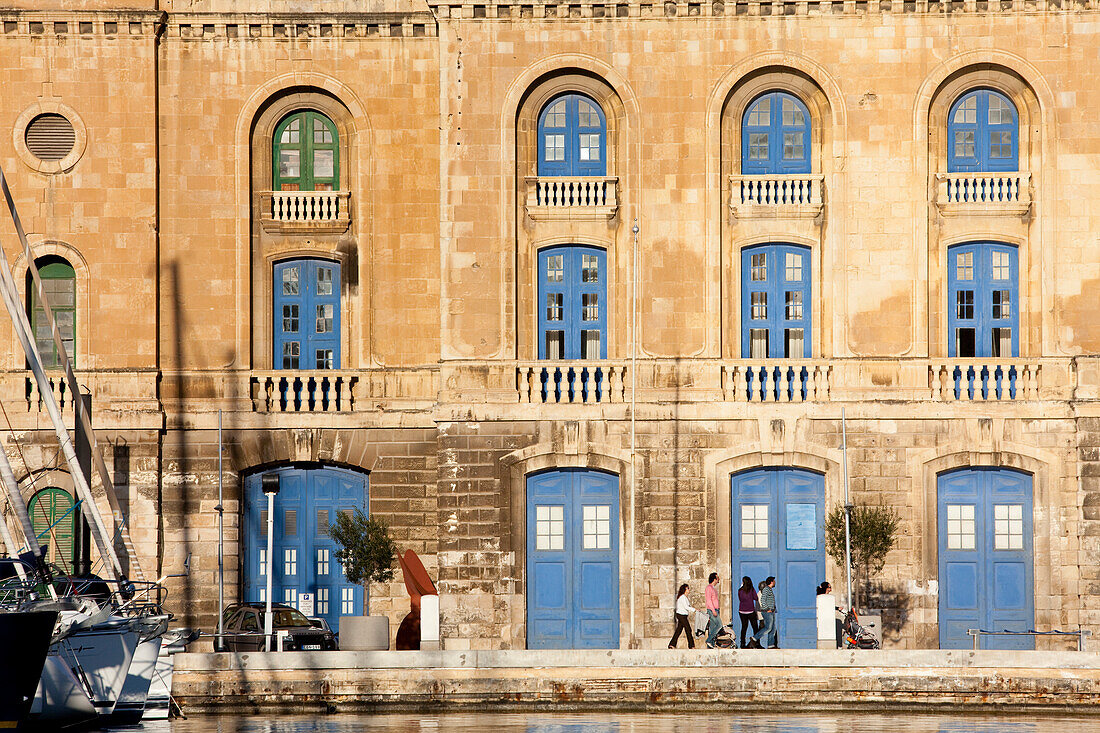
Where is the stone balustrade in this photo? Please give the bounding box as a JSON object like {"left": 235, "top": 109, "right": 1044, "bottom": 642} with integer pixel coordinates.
{"left": 722, "top": 362, "right": 832, "bottom": 402}
{"left": 517, "top": 362, "right": 628, "bottom": 404}
{"left": 729, "top": 174, "right": 824, "bottom": 218}
{"left": 928, "top": 360, "right": 1041, "bottom": 402}
{"left": 257, "top": 191, "right": 351, "bottom": 233}
{"left": 934, "top": 172, "right": 1031, "bottom": 213}
{"left": 251, "top": 371, "right": 359, "bottom": 413}
{"left": 524, "top": 176, "right": 618, "bottom": 220}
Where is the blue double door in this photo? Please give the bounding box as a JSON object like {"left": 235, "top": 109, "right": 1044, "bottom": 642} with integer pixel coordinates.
{"left": 243, "top": 466, "right": 366, "bottom": 632}
{"left": 732, "top": 468, "right": 825, "bottom": 648}
{"left": 526, "top": 469, "right": 619, "bottom": 649}
{"left": 938, "top": 468, "right": 1034, "bottom": 649}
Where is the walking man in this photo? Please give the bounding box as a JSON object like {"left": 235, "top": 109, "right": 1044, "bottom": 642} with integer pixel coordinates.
{"left": 705, "top": 572, "right": 723, "bottom": 648}
{"left": 749, "top": 576, "right": 778, "bottom": 648}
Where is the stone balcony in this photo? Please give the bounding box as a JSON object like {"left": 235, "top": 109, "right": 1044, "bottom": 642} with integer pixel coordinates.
{"left": 0, "top": 369, "right": 161, "bottom": 430}
{"left": 524, "top": 176, "right": 618, "bottom": 221}
{"left": 257, "top": 190, "right": 352, "bottom": 234}
{"left": 249, "top": 369, "right": 437, "bottom": 413}
{"left": 933, "top": 172, "right": 1031, "bottom": 217}
{"left": 729, "top": 174, "right": 824, "bottom": 219}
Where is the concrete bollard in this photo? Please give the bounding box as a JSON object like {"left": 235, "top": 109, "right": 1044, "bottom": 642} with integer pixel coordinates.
{"left": 817, "top": 593, "right": 837, "bottom": 649}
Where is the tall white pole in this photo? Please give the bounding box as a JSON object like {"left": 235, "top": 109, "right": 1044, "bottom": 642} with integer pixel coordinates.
{"left": 841, "top": 408, "right": 853, "bottom": 612}
{"left": 217, "top": 410, "right": 225, "bottom": 649}
{"left": 264, "top": 489, "right": 275, "bottom": 651}
{"left": 629, "top": 218, "right": 638, "bottom": 645}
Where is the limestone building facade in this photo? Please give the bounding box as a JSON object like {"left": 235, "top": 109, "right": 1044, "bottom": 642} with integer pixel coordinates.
{"left": 2, "top": 0, "right": 1100, "bottom": 650}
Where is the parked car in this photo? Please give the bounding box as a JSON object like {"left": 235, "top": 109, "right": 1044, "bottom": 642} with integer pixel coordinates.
{"left": 216, "top": 602, "right": 337, "bottom": 651}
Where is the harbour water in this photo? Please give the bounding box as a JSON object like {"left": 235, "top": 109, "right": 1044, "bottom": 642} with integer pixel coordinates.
{"left": 131, "top": 712, "right": 1100, "bottom": 733}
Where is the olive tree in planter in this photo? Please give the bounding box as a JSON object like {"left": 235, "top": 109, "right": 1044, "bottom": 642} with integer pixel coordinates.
{"left": 824, "top": 502, "right": 901, "bottom": 610}
{"left": 329, "top": 509, "right": 398, "bottom": 651}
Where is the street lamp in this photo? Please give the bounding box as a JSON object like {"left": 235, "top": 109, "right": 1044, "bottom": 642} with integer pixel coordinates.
{"left": 261, "top": 472, "right": 280, "bottom": 652}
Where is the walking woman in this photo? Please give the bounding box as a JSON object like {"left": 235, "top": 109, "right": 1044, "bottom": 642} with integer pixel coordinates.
{"left": 737, "top": 576, "right": 760, "bottom": 649}
{"left": 668, "top": 583, "right": 696, "bottom": 649}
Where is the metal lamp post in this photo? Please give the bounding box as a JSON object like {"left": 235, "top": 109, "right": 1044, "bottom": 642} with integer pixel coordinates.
{"left": 261, "top": 473, "right": 280, "bottom": 652}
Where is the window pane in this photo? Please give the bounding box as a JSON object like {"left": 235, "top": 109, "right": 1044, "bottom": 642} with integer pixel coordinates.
{"left": 279, "top": 149, "right": 300, "bottom": 179}
{"left": 953, "top": 95, "right": 977, "bottom": 124}
{"left": 751, "top": 292, "right": 767, "bottom": 320}
{"left": 544, "top": 134, "right": 564, "bottom": 161}
{"left": 992, "top": 290, "right": 1011, "bottom": 319}
{"left": 313, "top": 149, "right": 334, "bottom": 178}
{"left": 282, "top": 304, "right": 299, "bottom": 333}
{"left": 785, "top": 291, "right": 803, "bottom": 320}
{"left": 991, "top": 328, "right": 1012, "bottom": 358}
{"left": 545, "top": 100, "right": 566, "bottom": 127}
{"left": 316, "top": 349, "right": 334, "bottom": 369}
{"left": 317, "top": 266, "right": 334, "bottom": 295}
{"left": 578, "top": 133, "right": 600, "bottom": 162}
{"left": 988, "top": 95, "right": 1012, "bottom": 125}
{"left": 989, "top": 131, "right": 1012, "bottom": 159}
{"left": 316, "top": 304, "right": 334, "bottom": 333}
{"left": 280, "top": 117, "right": 300, "bottom": 144}
{"left": 954, "top": 130, "right": 974, "bottom": 158}
{"left": 545, "top": 331, "right": 564, "bottom": 360}
{"left": 946, "top": 503, "right": 976, "bottom": 550}
{"left": 282, "top": 266, "right": 300, "bottom": 295}
{"left": 782, "top": 98, "right": 805, "bottom": 127}
{"left": 582, "top": 293, "right": 599, "bottom": 322}
{"left": 784, "top": 328, "right": 804, "bottom": 358}
{"left": 54, "top": 310, "right": 75, "bottom": 340}
{"left": 282, "top": 341, "right": 300, "bottom": 368}
{"left": 582, "top": 254, "right": 600, "bottom": 283}
{"left": 956, "top": 290, "right": 974, "bottom": 319}
{"left": 313, "top": 118, "right": 333, "bottom": 144}
{"left": 955, "top": 328, "right": 975, "bottom": 357}
{"left": 785, "top": 252, "right": 802, "bottom": 282}
{"left": 956, "top": 252, "right": 973, "bottom": 281}
{"left": 578, "top": 100, "right": 601, "bottom": 127}
{"left": 546, "top": 255, "right": 564, "bottom": 282}
{"left": 750, "top": 329, "right": 768, "bottom": 359}
{"left": 783, "top": 132, "right": 804, "bottom": 160}
{"left": 581, "top": 330, "right": 601, "bottom": 359}
{"left": 546, "top": 293, "right": 563, "bottom": 321}
{"left": 747, "top": 98, "right": 770, "bottom": 126}
{"left": 751, "top": 253, "right": 767, "bottom": 281}
{"left": 749, "top": 132, "right": 769, "bottom": 160}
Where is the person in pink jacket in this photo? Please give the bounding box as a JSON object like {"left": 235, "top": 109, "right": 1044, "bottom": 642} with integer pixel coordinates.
{"left": 705, "top": 572, "right": 723, "bottom": 648}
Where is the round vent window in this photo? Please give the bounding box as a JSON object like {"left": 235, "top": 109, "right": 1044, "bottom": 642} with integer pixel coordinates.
{"left": 25, "top": 113, "right": 76, "bottom": 162}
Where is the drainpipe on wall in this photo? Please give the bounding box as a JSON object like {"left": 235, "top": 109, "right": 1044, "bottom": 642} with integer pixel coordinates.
{"left": 629, "top": 218, "right": 639, "bottom": 647}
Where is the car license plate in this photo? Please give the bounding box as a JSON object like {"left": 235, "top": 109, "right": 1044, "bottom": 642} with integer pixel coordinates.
{"left": 302, "top": 644, "right": 321, "bottom": 650}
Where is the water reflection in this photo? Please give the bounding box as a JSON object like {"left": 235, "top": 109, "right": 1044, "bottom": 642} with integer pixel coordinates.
{"left": 130, "top": 713, "right": 1100, "bottom": 733}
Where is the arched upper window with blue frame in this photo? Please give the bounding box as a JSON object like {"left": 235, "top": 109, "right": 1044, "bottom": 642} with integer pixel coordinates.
{"left": 538, "top": 245, "right": 607, "bottom": 360}
{"left": 537, "top": 94, "right": 607, "bottom": 177}
{"left": 948, "top": 89, "right": 1018, "bottom": 173}
{"left": 273, "top": 258, "right": 341, "bottom": 370}
{"left": 741, "top": 92, "right": 812, "bottom": 175}
{"left": 741, "top": 243, "right": 812, "bottom": 359}
{"left": 947, "top": 242, "right": 1018, "bottom": 358}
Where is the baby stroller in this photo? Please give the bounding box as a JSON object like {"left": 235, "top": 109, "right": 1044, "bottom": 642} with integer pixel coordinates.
{"left": 843, "top": 608, "right": 880, "bottom": 649}
{"left": 692, "top": 610, "right": 738, "bottom": 648}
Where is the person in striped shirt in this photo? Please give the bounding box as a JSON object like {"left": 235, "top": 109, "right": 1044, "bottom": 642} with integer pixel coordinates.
{"left": 748, "top": 576, "right": 778, "bottom": 649}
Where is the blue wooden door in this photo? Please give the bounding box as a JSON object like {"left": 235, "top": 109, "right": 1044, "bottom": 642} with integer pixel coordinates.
{"left": 244, "top": 466, "right": 366, "bottom": 633}
{"left": 741, "top": 91, "right": 812, "bottom": 175}
{"left": 741, "top": 244, "right": 812, "bottom": 359}
{"left": 537, "top": 93, "right": 606, "bottom": 177}
{"left": 527, "top": 469, "right": 619, "bottom": 649}
{"left": 947, "top": 242, "right": 1018, "bottom": 358}
{"left": 273, "top": 259, "right": 341, "bottom": 369}
{"left": 947, "top": 89, "right": 1018, "bottom": 173}
{"left": 732, "top": 468, "right": 825, "bottom": 648}
{"left": 538, "top": 246, "right": 607, "bottom": 360}
{"left": 938, "top": 468, "right": 1033, "bottom": 650}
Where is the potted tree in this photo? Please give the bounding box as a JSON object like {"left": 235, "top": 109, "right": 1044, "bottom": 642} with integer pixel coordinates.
{"left": 328, "top": 508, "right": 398, "bottom": 651}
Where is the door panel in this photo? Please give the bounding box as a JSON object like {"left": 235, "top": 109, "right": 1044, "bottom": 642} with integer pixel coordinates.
{"left": 937, "top": 468, "right": 1033, "bottom": 650}
{"left": 527, "top": 469, "right": 619, "bottom": 649}
{"left": 732, "top": 467, "right": 825, "bottom": 648}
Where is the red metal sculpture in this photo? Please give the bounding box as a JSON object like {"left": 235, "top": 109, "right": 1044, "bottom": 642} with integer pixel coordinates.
{"left": 395, "top": 549, "right": 437, "bottom": 650}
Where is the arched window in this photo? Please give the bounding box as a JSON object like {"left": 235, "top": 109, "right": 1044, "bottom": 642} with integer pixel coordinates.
{"left": 741, "top": 92, "right": 811, "bottom": 175}
{"left": 538, "top": 245, "right": 606, "bottom": 360}
{"left": 273, "top": 111, "right": 339, "bottom": 191}
{"left": 27, "top": 256, "right": 76, "bottom": 369}
{"left": 741, "top": 244, "right": 811, "bottom": 358}
{"left": 274, "top": 259, "right": 341, "bottom": 369}
{"left": 28, "top": 487, "right": 76, "bottom": 570}
{"left": 948, "top": 242, "right": 1018, "bottom": 357}
{"left": 948, "top": 90, "right": 1018, "bottom": 173}
{"left": 537, "top": 94, "right": 606, "bottom": 177}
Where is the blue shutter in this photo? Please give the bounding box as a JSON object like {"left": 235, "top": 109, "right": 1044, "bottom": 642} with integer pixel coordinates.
{"left": 948, "top": 90, "right": 1018, "bottom": 173}
{"left": 537, "top": 94, "right": 607, "bottom": 177}
{"left": 538, "top": 246, "right": 607, "bottom": 360}
{"left": 947, "top": 242, "right": 1018, "bottom": 358}
{"left": 741, "top": 244, "right": 812, "bottom": 359}
{"left": 273, "top": 259, "right": 341, "bottom": 369}
{"left": 741, "top": 92, "right": 811, "bottom": 175}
